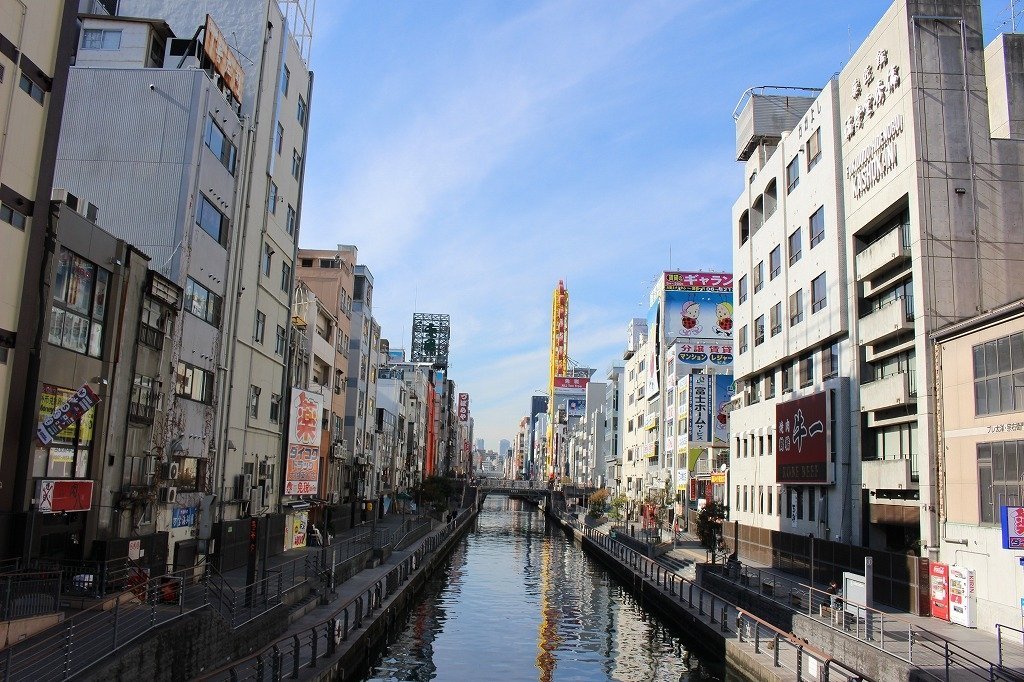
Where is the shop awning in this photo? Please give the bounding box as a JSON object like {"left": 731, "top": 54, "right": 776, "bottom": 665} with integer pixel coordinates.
{"left": 285, "top": 500, "right": 311, "bottom": 510}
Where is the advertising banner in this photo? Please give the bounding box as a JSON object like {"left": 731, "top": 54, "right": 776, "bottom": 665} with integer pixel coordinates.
{"left": 712, "top": 374, "right": 733, "bottom": 445}
{"left": 291, "top": 511, "right": 308, "bottom": 548}
{"left": 776, "top": 390, "right": 829, "bottom": 484}
{"left": 37, "top": 384, "right": 100, "bottom": 445}
{"left": 566, "top": 397, "right": 585, "bottom": 417}
{"left": 663, "top": 273, "right": 733, "bottom": 338}
{"left": 1001, "top": 506, "right": 1024, "bottom": 549}
{"left": 203, "top": 14, "right": 245, "bottom": 102}
{"left": 36, "top": 479, "right": 94, "bottom": 513}
{"left": 285, "top": 390, "right": 322, "bottom": 495}
{"left": 171, "top": 506, "right": 198, "bottom": 528}
{"left": 458, "top": 393, "right": 470, "bottom": 422}
{"left": 688, "top": 374, "right": 711, "bottom": 444}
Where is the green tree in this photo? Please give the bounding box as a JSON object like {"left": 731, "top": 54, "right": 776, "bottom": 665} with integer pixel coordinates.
{"left": 609, "top": 494, "right": 628, "bottom": 520}
{"left": 695, "top": 501, "right": 728, "bottom": 563}
{"left": 413, "top": 476, "right": 453, "bottom": 517}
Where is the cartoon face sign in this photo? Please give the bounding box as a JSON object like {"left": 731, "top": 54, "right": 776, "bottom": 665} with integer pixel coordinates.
{"left": 681, "top": 301, "right": 702, "bottom": 335}
{"left": 715, "top": 302, "right": 733, "bottom": 334}
{"left": 716, "top": 401, "right": 729, "bottom": 427}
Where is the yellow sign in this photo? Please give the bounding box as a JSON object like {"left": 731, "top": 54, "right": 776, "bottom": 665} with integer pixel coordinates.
{"left": 710, "top": 472, "right": 727, "bottom": 484}
{"left": 39, "top": 384, "right": 94, "bottom": 444}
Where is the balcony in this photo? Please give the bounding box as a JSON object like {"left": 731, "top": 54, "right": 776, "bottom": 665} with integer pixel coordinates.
{"left": 861, "top": 458, "right": 914, "bottom": 490}
{"left": 859, "top": 298, "right": 913, "bottom": 346}
{"left": 859, "top": 371, "right": 916, "bottom": 412}
{"left": 856, "top": 227, "right": 910, "bottom": 282}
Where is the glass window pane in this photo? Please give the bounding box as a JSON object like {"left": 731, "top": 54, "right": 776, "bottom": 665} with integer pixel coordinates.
{"left": 63, "top": 312, "right": 89, "bottom": 353}
{"left": 986, "top": 341, "right": 999, "bottom": 378}
{"left": 64, "top": 256, "right": 95, "bottom": 315}
{"left": 976, "top": 381, "right": 988, "bottom": 415}
{"left": 53, "top": 248, "right": 72, "bottom": 304}
{"left": 1014, "top": 373, "right": 1024, "bottom": 410}
{"left": 1013, "top": 334, "right": 1024, "bottom": 371}
{"left": 993, "top": 442, "right": 1006, "bottom": 482}
{"left": 979, "top": 464, "right": 993, "bottom": 522}
{"left": 1002, "top": 375, "right": 1015, "bottom": 413}
{"left": 999, "top": 337, "right": 1012, "bottom": 374}
{"left": 93, "top": 269, "right": 109, "bottom": 320}
{"left": 88, "top": 322, "right": 103, "bottom": 357}
{"left": 1005, "top": 441, "right": 1020, "bottom": 484}
{"left": 988, "top": 378, "right": 1001, "bottom": 414}
{"left": 978, "top": 442, "right": 991, "bottom": 461}
{"left": 48, "top": 308, "right": 65, "bottom": 346}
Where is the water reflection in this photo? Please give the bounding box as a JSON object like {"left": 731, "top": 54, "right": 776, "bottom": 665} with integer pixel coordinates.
{"left": 364, "top": 497, "right": 723, "bottom": 681}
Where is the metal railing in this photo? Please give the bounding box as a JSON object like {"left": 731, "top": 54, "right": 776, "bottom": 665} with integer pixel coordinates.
{"left": 0, "top": 565, "right": 206, "bottom": 682}
{"left": 197, "top": 508, "right": 474, "bottom": 681}
{"left": 29, "top": 557, "right": 137, "bottom": 599}
{"left": 558, "top": 513, "right": 868, "bottom": 681}
{"left": 997, "top": 625, "right": 1024, "bottom": 675}
{"left": 0, "top": 571, "right": 61, "bottom": 621}
{"left": 712, "top": 564, "right": 1020, "bottom": 681}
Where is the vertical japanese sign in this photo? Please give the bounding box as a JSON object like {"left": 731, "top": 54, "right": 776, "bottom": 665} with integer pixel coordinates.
{"left": 458, "top": 393, "right": 469, "bottom": 422}
{"left": 688, "top": 374, "right": 711, "bottom": 443}
{"left": 285, "top": 389, "right": 322, "bottom": 495}
{"left": 776, "top": 391, "right": 829, "bottom": 484}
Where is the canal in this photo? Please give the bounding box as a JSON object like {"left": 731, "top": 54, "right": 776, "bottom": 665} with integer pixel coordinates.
{"left": 363, "top": 496, "right": 727, "bottom": 681}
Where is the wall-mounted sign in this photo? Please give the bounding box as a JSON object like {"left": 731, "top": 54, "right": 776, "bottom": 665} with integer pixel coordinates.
{"left": 458, "top": 393, "right": 469, "bottom": 422}
{"left": 285, "top": 389, "right": 322, "bottom": 495}
{"left": 203, "top": 14, "right": 245, "bottom": 102}
{"left": 36, "top": 479, "right": 94, "bottom": 513}
{"left": 1001, "top": 506, "right": 1024, "bottom": 549}
{"left": 554, "top": 376, "right": 588, "bottom": 390}
{"left": 845, "top": 115, "right": 904, "bottom": 199}
{"left": 37, "top": 384, "right": 100, "bottom": 445}
{"left": 776, "top": 391, "right": 829, "bottom": 483}
{"left": 171, "top": 506, "right": 197, "bottom": 528}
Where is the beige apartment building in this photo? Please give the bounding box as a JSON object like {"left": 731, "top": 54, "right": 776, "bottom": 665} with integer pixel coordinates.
{"left": 0, "top": 1, "right": 78, "bottom": 554}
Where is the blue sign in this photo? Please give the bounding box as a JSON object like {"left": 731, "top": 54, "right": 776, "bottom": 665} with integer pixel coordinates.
{"left": 171, "top": 506, "right": 197, "bottom": 529}
{"left": 1001, "top": 506, "right": 1024, "bottom": 549}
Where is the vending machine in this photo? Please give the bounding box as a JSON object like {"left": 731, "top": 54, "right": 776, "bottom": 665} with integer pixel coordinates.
{"left": 930, "top": 562, "right": 950, "bottom": 621}
{"left": 949, "top": 565, "right": 977, "bottom": 628}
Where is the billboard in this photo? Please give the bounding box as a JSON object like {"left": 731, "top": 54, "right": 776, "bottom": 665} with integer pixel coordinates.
{"left": 37, "top": 384, "right": 100, "bottom": 445}
{"left": 458, "top": 393, "right": 470, "bottom": 422}
{"left": 566, "top": 397, "right": 585, "bottom": 417}
{"left": 411, "top": 313, "right": 451, "bottom": 368}
{"left": 776, "top": 391, "right": 829, "bottom": 483}
{"left": 688, "top": 374, "right": 712, "bottom": 443}
{"left": 203, "top": 15, "right": 245, "bottom": 103}
{"left": 713, "top": 374, "right": 733, "bottom": 445}
{"left": 1001, "top": 506, "right": 1024, "bottom": 549}
{"left": 663, "top": 271, "right": 733, "bottom": 369}
{"left": 553, "top": 376, "right": 588, "bottom": 390}
{"left": 285, "top": 389, "right": 323, "bottom": 495}
{"left": 36, "top": 479, "right": 93, "bottom": 513}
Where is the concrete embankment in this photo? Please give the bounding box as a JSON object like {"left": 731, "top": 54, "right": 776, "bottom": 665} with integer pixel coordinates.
{"left": 545, "top": 509, "right": 866, "bottom": 682}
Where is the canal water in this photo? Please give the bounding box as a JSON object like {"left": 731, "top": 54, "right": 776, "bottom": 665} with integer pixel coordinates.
{"left": 363, "top": 496, "right": 727, "bottom": 681}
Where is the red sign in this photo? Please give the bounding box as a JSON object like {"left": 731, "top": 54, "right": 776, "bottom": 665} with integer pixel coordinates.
{"left": 458, "top": 393, "right": 469, "bottom": 422}
{"left": 664, "top": 271, "right": 733, "bottom": 292}
{"left": 776, "top": 391, "right": 829, "bottom": 483}
{"left": 930, "top": 562, "right": 950, "bottom": 621}
{"left": 554, "top": 376, "right": 588, "bottom": 390}
{"left": 36, "top": 479, "right": 93, "bottom": 513}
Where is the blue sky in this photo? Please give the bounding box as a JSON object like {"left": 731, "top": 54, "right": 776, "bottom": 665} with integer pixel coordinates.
{"left": 298, "top": 1, "right": 1012, "bottom": 450}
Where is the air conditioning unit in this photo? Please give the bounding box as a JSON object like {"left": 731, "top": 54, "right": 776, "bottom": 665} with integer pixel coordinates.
{"left": 160, "top": 487, "right": 178, "bottom": 504}
{"left": 238, "top": 500, "right": 251, "bottom": 516}
{"left": 249, "top": 485, "right": 264, "bottom": 511}
{"left": 163, "top": 462, "right": 180, "bottom": 480}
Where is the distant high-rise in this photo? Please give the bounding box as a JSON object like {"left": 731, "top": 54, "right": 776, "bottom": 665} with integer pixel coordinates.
{"left": 475, "top": 438, "right": 485, "bottom": 452}
{"left": 499, "top": 439, "right": 511, "bottom": 456}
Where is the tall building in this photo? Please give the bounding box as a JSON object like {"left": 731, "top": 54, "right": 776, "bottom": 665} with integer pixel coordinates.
{"left": 0, "top": 1, "right": 79, "bottom": 558}
{"left": 53, "top": 14, "right": 245, "bottom": 567}
{"left": 604, "top": 365, "right": 625, "bottom": 494}
{"left": 498, "top": 438, "right": 510, "bottom": 457}
{"left": 621, "top": 318, "right": 648, "bottom": 515}
{"left": 729, "top": 0, "right": 1024, "bottom": 610}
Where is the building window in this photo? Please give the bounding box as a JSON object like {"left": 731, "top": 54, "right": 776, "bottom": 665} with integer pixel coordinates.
{"left": 138, "top": 297, "right": 165, "bottom": 349}
{"left": 196, "top": 194, "right": 228, "bottom": 246}
{"left": 184, "top": 277, "right": 223, "bottom": 326}
{"left": 270, "top": 394, "right": 282, "bottom": 423}
{"left": 750, "top": 376, "right": 762, "bottom": 404}
{"left": 782, "top": 362, "right": 794, "bottom": 392}
{"left": 811, "top": 273, "right": 827, "bottom": 313}
{"left": 81, "top": 28, "right": 122, "bottom": 50}
{"left": 753, "top": 261, "right": 764, "bottom": 294}
{"left": 19, "top": 74, "right": 44, "bottom": 104}
{"left": 281, "top": 64, "right": 290, "bottom": 96}
{"left": 204, "top": 118, "right": 237, "bottom": 174}
{"left": 822, "top": 342, "right": 839, "bottom": 380}
{"left": 789, "top": 289, "right": 803, "bottom": 326}
{"left": 766, "top": 372, "right": 776, "bottom": 398}
{"left": 977, "top": 440, "right": 1023, "bottom": 524}
{"left": 268, "top": 181, "right": 278, "bottom": 214}
{"left": 275, "top": 122, "right": 283, "bottom": 155}
{"left": 297, "top": 95, "right": 307, "bottom": 127}
{"left": 769, "top": 245, "right": 781, "bottom": 280}
{"left": 800, "top": 355, "right": 814, "bottom": 387}
{"left": 754, "top": 315, "right": 765, "bottom": 346}
{"left": 764, "top": 179, "right": 778, "bottom": 219}
{"left": 739, "top": 325, "right": 748, "bottom": 354}
{"left": 291, "top": 149, "right": 302, "bottom": 179}
{"left": 767, "top": 489, "right": 773, "bottom": 515}
{"left": 809, "top": 206, "right": 825, "bottom": 248}
{"left": 738, "top": 275, "right": 748, "bottom": 304}
{"left": 249, "top": 385, "right": 260, "bottom": 419}
{"left": 286, "top": 204, "right": 296, "bottom": 236}
{"left": 786, "top": 156, "right": 800, "bottom": 193}
{"left": 788, "top": 228, "right": 802, "bottom": 265}
{"left": 806, "top": 127, "right": 821, "bottom": 170}
{"left": 275, "top": 325, "right": 286, "bottom": 355}
{"left": 47, "top": 247, "right": 110, "bottom": 358}
{"left": 254, "top": 310, "right": 266, "bottom": 343}
{"left": 1, "top": 202, "right": 28, "bottom": 230}
{"left": 129, "top": 374, "right": 158, "bottom": 424}
{"left": 973, "top": 332, "right": 1024, "bottom": 416}
{"left": 262, "top": 243, "right": 273, "bottom": 276}
{"left": 770, "top": 302, "right": 782, "bottom": 336}
{"left": 281, "top": 261, "right": 291, "bottom": 292}
{"left": 175, "top": 361, "right": 214, "bottom": 404}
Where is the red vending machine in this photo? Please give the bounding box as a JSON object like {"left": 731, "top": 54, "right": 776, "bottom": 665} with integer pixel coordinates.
{"left": 930, "top": 562, "right": 950, "bottom": 621}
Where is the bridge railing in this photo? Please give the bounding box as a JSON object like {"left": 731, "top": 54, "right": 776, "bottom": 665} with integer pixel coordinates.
{"left": 477, "top": 479, "right": 540, "bottom": 491}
